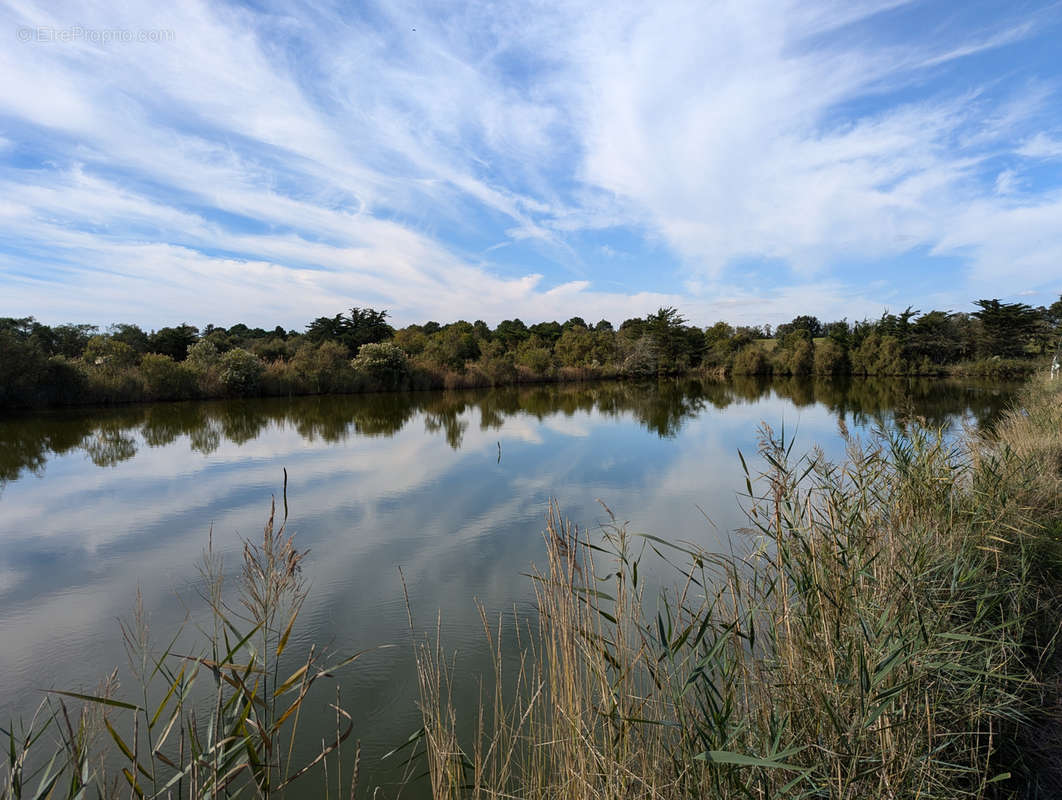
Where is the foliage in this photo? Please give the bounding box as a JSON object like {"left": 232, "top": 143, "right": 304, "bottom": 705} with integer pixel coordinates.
{"left": 409, "top": 377, "right": 1062, "bottom": 799}
{"left": 185, "top": 340, "right": 221, "bottom": 372}
{"left": 732, "top": 345, "right": 771, "bottom": 375}
{"left": 973, "top": 299, "right": 1041, "bottom": 359}
{"left": 83, "top": 335, "right": 139, "bottom": 371}
{"left": 515, "top": 336, "right": 554, "bottom": 375}
{"left": 290, "top": 341, "right": 355, "bottom": 394}
{"left": 139, "top": 353, "right": 198, "bottom": 400}
{"left": 305, "top": 307, "right": 393, "bottom": 355}
{"left": 351, "top": 341, "right": 409, "bottom": 390}
{"left": 4, "top": 297, "right": 1060, "bottom": 410}
{"left": 422, "top": 323, "right": 481, "bottom": 371}
{"left": 812, "top": 337, "right": 848, "bottom": 374}
{"left": 219, "top": 347, "right": 265, "bottom": 395}
{"left": 148, "top": 324, "right": 199, "bottom": 361}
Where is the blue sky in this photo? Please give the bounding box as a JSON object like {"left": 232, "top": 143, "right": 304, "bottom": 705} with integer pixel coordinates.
{"left": 1, "top": 0, "right": 1060, "bottom": 329}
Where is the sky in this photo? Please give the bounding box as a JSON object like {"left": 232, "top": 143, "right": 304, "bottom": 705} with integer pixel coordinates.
{"left": 1, "top": 0, "right": 1061, "bottom": 330}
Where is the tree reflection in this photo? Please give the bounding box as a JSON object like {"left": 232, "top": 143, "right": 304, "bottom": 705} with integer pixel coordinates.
{"left": 0, "top": 377, "right": 1020, "bottom": 486}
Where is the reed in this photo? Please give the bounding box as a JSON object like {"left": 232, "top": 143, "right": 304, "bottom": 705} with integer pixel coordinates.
{"left": 1, "top": 474, "right": 373, "bottom": 800}
{"left": 408, "top": 375, "right": 1062, "bottom": 798}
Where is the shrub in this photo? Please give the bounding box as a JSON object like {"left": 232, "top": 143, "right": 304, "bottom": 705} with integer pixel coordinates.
{"left": 0, "top": 332, "right": 50, "bottom": 409}
{"left": 813, "top": 337, "right": 848, "bottom": 375}
{"left": 186, "top": 340, "right": 221, "bottom": 372}
{"left": 82, "top": 335, "right": 139, "bottom": 371}
{"left": 219, "top": 348, "right": 264, "bottom": 396}
{"left": 290, "top": 341, "right": 355, "bottom": 394}
{"left": 351, "top": 342, "right": 410, "bottom": 390}
{"left": 732, "top": 345, "right": 771, "bottom": 375}
{"left": 140, "top": 353, "right": 198, "bottom": 400}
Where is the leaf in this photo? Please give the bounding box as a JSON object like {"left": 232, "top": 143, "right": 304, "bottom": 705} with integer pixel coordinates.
{"left": 275, "top": 603, "right": 302, "bottom": 659}
{"left": 44, "top": 691, "right": 140, "bottom": 712}
{"left": 694, "top": 750, "right": 805, "bottom": 771}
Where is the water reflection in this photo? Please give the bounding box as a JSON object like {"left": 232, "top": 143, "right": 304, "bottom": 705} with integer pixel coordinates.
{"left": 0, "top": 377, "right": 1015, "bottom": 485}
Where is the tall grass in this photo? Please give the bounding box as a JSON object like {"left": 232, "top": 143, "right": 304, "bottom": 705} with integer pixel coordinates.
{"left": 1, "top": 475, "right": 374, "bottom": 799}
{"left": 410, "top": 376, "right": 1062, "bottom": 798}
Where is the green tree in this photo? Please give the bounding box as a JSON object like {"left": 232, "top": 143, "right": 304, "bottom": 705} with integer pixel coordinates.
{"left": 813, "top": 338, "right": 848, "bottom": 374}
{"left": 186, "top": 340, "right": 221, "bottom": 372}
{"left": 908, "top": 311, "right": 961, "bottom": 364}
{"left": 423, "top": 323, "right": 481, "bottom": 371}
{"left": 528, "top": 321, "right": 563, "bottom": 345}
{"left": 515, "top": 336, "right": 554, "bottom": 374}
{"left": 83, "top": 335, "right": 138, "bottom": 370}
{"left": 139, "top": 353, "right": 197, "bottom": 399}
{"left": 776, "top": 315, "right": 823, "bottom": 339}
{"left": 108, "top": 323, "right": 150, "bottom": 353}
{"left": 305, "top": 308, "right": 393, "bottom": 355}
{"left": 972, "top": 299, "right": 1039, "bottom": 358}
{"left": 554, "top": 326, "right": 595, "bottom": 367}
{"left": 494, "top": 319, "right": 530, "bottom": 349}
{"left": 645, "top": 307, "right": 693, "bottom": 373}
{"left": 49, "top": 323, "right": 99, "bottom": 357}
{"left": 393, "top": 327, "right": 429, "bottom": 356}
{"left": 149, "top": 324, "right": 199, "bottom": 361}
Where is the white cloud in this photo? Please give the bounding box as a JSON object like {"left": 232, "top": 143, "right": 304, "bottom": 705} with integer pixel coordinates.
{"left": 0, "top": 0, "right": 1060, "bottom": 328}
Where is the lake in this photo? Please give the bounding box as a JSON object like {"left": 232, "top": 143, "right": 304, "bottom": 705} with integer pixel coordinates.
{"left": 0, "top": 376, "right": 1016, "bottom": 794}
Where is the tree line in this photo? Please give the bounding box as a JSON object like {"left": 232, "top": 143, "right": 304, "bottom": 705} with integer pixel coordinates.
{"left": 1, "top": 296, "right": 1059, "bottom": 410}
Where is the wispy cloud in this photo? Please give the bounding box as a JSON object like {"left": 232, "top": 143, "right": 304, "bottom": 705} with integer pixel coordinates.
{"left": 0, "top": 0, "right": 1059, "bottom": 328}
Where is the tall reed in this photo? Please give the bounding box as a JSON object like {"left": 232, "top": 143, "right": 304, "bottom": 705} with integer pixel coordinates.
{"left": 410, "top": 376, "right": 1062, "bottom": 798}
{"left": 1, "top": 475, "right": 373, "bottom": 800}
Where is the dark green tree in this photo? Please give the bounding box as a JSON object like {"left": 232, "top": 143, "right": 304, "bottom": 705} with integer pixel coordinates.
{"left": 972, "top": 299, "right": 1039, "bottom": 358}
{"left": 149, "top": 324, "right": 199, "bottom": 361}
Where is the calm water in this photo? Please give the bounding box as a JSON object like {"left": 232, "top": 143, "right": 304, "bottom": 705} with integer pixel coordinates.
{"left": 0, "top": 376, "right": 1015, "bottom": 793}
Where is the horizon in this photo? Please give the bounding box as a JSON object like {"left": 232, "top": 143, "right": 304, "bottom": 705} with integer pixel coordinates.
{"left": 2, "top": 0, "right": 1061, "bottom": 329}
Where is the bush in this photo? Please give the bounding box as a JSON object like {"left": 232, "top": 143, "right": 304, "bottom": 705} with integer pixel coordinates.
{"left": 140, "top": 353, "right": 198, "bottom": 400}
{"left": 732, "top": 345, "right": 771, "bottom": 375}
{"left": 0, "top": 332, "right": 50, "bottom": 409}
{"left": 83, "top": 335, "right": 139, "bottom": 371}
{"left": 621, "top": 335, "right": 658, "bottom": 377}
{"left": 290, "top": 341, "right": 355, "bottom": 393}
{"left": 186, "top": 340, "right": 221, "bottom": 372}
{"left": 813, "top": 337, "right": 848, "bottom": 375}
{"left": 516, "top": 339, "right": 555, "bottom": 376}
{"left": 219, "top": 348, "right": 264, "bottom": 396}
{"left": 351, "top": 342, "right": 410, "bottom": 390}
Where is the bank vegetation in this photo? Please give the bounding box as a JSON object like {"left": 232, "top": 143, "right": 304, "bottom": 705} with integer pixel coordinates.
{"left": 2, "top": 297, "right": 1059, "bottom": 410}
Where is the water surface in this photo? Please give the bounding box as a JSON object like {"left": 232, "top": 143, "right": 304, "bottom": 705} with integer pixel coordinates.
{"left": 0, "top": 376, "right": 1016, "bottom": 793}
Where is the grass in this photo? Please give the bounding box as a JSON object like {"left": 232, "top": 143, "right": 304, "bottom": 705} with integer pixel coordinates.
{"left": 3, "top": 376, "right": 1061, "bottom": 798}
{"left": 1, "top": 475, "right": 376, "bottom": 799}
{"left": 408, "top": 374, "right": 1062, "bottom": 798}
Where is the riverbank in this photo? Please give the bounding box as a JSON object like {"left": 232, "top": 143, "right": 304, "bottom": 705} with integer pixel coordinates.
{"left": 1, "top": 338, "right": 1045, "bottom": 414}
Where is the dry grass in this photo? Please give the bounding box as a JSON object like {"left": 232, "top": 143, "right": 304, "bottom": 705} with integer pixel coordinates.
{"left": 1, "top": 473, "right": 375, "bottom": 800}
{"left": 408, "top": 375, "right": 1062, "bottom": 799}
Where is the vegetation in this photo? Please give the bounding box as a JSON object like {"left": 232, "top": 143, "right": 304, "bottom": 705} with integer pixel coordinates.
{"left": 410, "top": 374, "right": 1062, "bottom": 798}
{"left": 3, "top": 372, "right": 1061, "bottom": 798}
{"left": 3, "top": 296, "right": 1059, "bottom": 411}
{"left": 1, "top": 485, "right": 374, "bottom": 800}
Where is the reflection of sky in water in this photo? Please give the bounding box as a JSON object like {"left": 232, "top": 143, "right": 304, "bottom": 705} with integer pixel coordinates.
{"left": 0, "top": 378, "right": 1016, "bottom": 793}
